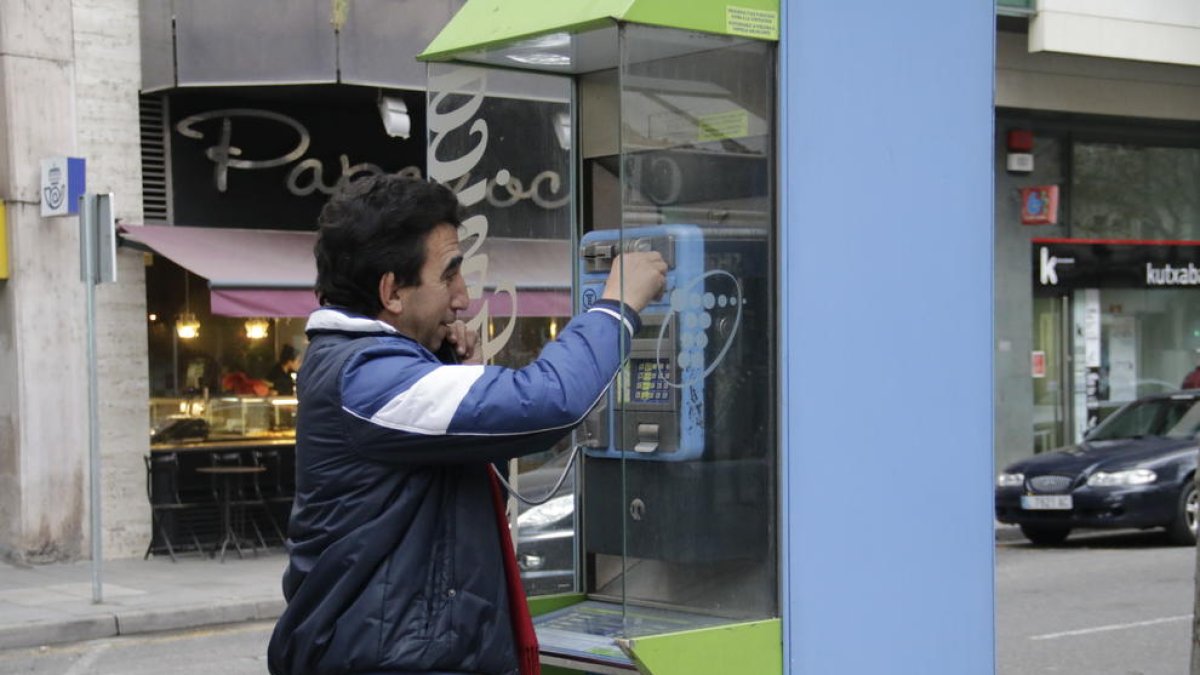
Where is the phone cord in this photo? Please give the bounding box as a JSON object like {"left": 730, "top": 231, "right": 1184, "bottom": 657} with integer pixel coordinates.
{"left": 490, "top": 444, "right": 581, "bottom": 507}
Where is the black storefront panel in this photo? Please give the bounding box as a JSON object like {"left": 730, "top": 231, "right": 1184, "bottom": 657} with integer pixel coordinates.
{"left": 1033, "top": 238, "right": 1200, "bottom": 294}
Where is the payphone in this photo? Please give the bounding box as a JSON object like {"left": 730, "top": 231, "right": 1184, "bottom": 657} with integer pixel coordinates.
{"left": 578, "top": 224, "right": 768, "bottom": 462}
{"left": 421, "top": 3, "right": 781, "bottom": 672}
{"left": 579, "top": 224, "right": 771, "bottom": 564}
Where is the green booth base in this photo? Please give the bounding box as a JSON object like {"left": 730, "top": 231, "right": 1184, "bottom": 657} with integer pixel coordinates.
{"left": 527, "top": 594, "right": 782, "bottom": 675}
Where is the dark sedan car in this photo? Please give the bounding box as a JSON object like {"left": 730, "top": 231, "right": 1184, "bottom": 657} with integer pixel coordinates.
{"left": 996, "top": 391, "right": 1200, "bottom": 545}
{"left": 514, "top": 450, "right": 577, "bottom": 595}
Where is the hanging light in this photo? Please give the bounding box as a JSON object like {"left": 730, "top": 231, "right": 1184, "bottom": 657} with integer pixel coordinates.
{"left": 548, "top": 318, "right": 558, "bottom": 340}
{"left": 244, "top": 317, "right": 270, "bottom": 340}
{"left": 175, "top": 312, "right": 200, "bottom": 339}
{"left": 175, "top": 271, "right": 199, "bottom": 339}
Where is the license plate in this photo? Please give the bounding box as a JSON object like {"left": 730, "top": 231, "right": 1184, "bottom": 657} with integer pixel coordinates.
{"left": 1021, "top": 495, "right": 1072, "bottom": 510}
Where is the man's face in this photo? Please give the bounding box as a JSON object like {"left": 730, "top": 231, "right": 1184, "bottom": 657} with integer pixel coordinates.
{"left": 391, "top": 224, "right": 469, "bottom": 352}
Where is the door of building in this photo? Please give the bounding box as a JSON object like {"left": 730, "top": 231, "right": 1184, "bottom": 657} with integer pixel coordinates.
{"left": 1032, "top": 295, "right": 1071, "bottom": 452}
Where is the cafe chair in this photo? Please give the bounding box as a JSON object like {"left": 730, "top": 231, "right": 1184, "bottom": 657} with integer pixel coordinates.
{"left": 251, "top": 449, "right": 293, "bottom": 545}
{"left": 144, "top": 453, "right": 205, "bottom": 563}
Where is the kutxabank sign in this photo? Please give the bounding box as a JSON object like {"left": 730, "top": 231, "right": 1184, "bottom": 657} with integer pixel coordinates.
{"left": 1032, "top": 239, "right": 1200, "bottom": 294}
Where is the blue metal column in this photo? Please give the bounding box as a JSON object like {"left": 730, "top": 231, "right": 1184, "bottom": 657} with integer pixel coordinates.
{"left": 779, "top": 1, "right": 996, "bottom": 672}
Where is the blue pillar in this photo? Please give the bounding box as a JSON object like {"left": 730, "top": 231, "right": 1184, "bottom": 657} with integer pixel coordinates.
{"left": 779, "top": 1, "right": 995, "bottom": 672}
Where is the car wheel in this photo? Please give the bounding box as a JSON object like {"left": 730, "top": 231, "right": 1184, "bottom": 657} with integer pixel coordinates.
{"left": 1165, "top": 481, "right": 1198, "bottom": 546}
{"left": 1019, "top": 524, "right": 1070, "bottom": 545}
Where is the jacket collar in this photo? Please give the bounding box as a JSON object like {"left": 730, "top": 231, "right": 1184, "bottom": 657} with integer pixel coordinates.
{"left": 306, "top": 307, "right": 399, "bottom": 337}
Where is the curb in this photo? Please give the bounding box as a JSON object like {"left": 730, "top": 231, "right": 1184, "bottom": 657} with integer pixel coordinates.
{"left": 0, "top": 598, "right": 284, "bottom": 652}
{"left": 1, "top": 528, "right": 1029, "bottom": 653}
{"left": 995, "top": 525, "right": 1025, "bottom": 543}
{"left": 0, "top": 615, "right": 116, "bottom": 651}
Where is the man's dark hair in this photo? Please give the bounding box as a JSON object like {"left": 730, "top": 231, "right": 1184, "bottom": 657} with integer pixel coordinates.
{"left": 279, "top": 344, "right": 297, "bottom": 364}
{"left": 314, "top": 175, "right": 463, "bottom": 316}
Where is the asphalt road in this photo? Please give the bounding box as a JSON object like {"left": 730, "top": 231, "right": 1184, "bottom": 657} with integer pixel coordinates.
{"left": 998, "top": 529, "right": 1195, "bottom": 675}
{"left": 0, "top": 621, "right": 273, "bottom": 675}
{"left": 0, "top": 533, "right": 1194, "bottom": 674}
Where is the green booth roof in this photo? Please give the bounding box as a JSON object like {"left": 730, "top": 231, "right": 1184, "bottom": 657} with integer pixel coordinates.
{"left": 419, "top": 0, "right": 779, "bottom": 62}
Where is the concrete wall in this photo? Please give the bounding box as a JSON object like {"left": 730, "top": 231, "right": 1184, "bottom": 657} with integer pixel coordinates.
{"left": 1031, "top": 0, "right": 1200, "bottom": 68}
{"left": 0, "top": 0, "right": 145, "bottom": 563}
{"left": 0, "top": 0, "right": 89, "bottom": 563}
{"left": 74, "top": 0, "right": 148, "bottom": 559}
{"left": 993, "top": 128, "right": 1068, "bottom": 472}
{"left": 997, "top": 31, "right": 1200, "bottom": 121}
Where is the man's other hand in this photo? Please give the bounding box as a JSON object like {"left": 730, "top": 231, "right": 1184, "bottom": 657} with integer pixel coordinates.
{"left": 602, "top": 252, "right": 668, "bottom": 312}
{"left": 445, "top": 321, "right": 481, "bottom": 364}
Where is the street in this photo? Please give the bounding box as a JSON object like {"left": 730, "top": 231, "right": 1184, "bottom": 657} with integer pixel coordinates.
{"left": 0, "top": 532, "right": 1193, "bottom": 674}
{"left": 0, "top": 621, "right": 272, "bottom": 675}
{"left": 998, "top": 530, "right": 1195, "bottom": 675}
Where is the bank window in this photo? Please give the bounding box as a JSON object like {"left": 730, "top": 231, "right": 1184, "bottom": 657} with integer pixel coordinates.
{"left": 1071, "top": 143, "right": 1200, "bottom": 241}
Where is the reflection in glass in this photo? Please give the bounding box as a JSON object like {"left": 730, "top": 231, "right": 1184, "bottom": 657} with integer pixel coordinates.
{"left": 578, "top": 24, "right": 778, "bottom": 626}
{"left": 425, "top": 63, "right": 578, "bottom": 596}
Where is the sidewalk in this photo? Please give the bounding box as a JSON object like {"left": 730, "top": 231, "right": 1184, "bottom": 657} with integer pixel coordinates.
{"left": 0, "top": 526, "right": 1024, "bottom": 652}
{"left": 0, "top": 551, "right": 286, "bottom": 651}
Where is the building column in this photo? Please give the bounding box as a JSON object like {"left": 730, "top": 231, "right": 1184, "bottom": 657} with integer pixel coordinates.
{"left": 0, "top": 0, "right": 148, "bottom": 563}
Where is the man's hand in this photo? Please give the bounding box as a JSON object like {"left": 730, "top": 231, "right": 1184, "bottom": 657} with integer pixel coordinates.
{"left": 602, "top": 251, "right": 668, "bottom": 312}
{"left": 444, "top": 321, "right": 481, "bottom": 364}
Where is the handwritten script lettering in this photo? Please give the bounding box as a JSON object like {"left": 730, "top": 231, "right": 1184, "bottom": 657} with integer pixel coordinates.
{"left": 175, "top": 107, "right": 566, "bottom": 209}
{"left": 427, "top": 67, "right": 516, "bottom": 361}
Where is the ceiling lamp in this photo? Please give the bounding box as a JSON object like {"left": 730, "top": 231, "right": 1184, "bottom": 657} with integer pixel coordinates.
{"left": 175, "top": 312, "right": 200, "bottom": 340}
{"left": 378, "top": 95, "right": 411, "bottom": 139}
{"left": 244, "top": 317, "right": 270, "bottom": 340}
{"left": 176, "top": 270, "right": 200, "bottom": 339}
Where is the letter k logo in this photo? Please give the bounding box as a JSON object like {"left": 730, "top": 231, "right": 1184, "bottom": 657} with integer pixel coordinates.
{"left": 1040, "top": 247, "right": 1058, "bottom": 285}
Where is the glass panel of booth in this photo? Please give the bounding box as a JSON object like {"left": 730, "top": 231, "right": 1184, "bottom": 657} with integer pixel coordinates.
{"left": 425, "top": 20, "right": 779, "bottom": 649}
{"left": 424, "top": 62, "right": 579, "bottom": 596}
{"left": 598, "top": 22, "right": 776, "bottom": 625}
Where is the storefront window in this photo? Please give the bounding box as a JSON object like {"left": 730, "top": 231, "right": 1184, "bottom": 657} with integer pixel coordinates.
{"left": 145, "top": 259, "right": 307, "bottom": 442}
{"left": 1080, "top": 288, "right": 1200, "bottom": 423}
{"left": 1072, "top": 143, "right": 1200, "bottom": 240}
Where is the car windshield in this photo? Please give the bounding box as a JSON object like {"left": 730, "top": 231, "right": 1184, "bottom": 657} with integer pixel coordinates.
{"left": 1087, "top": 397, "right": 1200, "bottom": 441}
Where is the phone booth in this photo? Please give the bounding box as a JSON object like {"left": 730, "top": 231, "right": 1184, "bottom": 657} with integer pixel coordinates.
{"left": 421, "top": 2, "right": 781, "bottom": 673}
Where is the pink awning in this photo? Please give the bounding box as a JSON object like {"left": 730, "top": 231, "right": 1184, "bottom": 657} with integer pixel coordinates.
{"left": 120, "top": 224, "right": 571, "bottom": 319}
{"left": 211, "top": 288, "right": 320, "bottom": 317}
{"left": 120, "top": 224, "right": 319, "bottom": 318}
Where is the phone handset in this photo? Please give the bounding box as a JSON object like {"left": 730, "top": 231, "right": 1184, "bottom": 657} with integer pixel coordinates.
{"left": 434, "top": 340, "right": 461, "bottom": 365}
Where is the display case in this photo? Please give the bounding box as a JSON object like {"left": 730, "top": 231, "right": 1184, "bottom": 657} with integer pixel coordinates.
{"left": 149, "top": 395, "right": 298, "bottom": 445}
{"left": 423, "top": 3, "right": 780, "bottom": 673}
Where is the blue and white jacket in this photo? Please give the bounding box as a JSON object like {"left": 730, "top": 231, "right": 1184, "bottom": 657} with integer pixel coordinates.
{"left": 267, "top": 300, "right": 638, "bottom": 675}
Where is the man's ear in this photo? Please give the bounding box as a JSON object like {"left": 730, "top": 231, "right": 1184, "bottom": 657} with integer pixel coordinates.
{"left": 378, "top": 272, "right": 404, "bottom": 315}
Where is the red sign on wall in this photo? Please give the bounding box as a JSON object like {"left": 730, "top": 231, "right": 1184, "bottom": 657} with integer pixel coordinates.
{"left": 1020, "top": 185, "right": 1059, "bottom": 225}
{"left": 1031, "top": 350, "right": 1046, "bottom": 378}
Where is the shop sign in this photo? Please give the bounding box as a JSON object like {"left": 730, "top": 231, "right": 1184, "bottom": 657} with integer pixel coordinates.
{"left": 170, "top": 92, "right": 422, "bottom": 231}
{"left": 40, "top": 156, "right": 86, "bottom": 218}
{"left": 169, "top": 92, "right": 570, "bottom": 234}
{"left": 1020, "top": 185, "right": 1058, "bottom": 225}
{"left": 1032, "top": 238, "right": 1200, "bottom": 294}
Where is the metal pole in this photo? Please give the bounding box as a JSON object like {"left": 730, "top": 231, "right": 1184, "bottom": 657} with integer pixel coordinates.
{"left": 81, "top": 196, "right": 103, "bottom": 604}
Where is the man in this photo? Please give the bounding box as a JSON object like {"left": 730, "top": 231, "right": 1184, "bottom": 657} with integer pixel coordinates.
{"left": 267, "top": 175, "right": 666, "bottom": 675}
{"left": 1183, "top": 348, "right": 1200, "bottom": 390}
{"left": 267, "top": 344, "right": 300, "bottom": 396}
